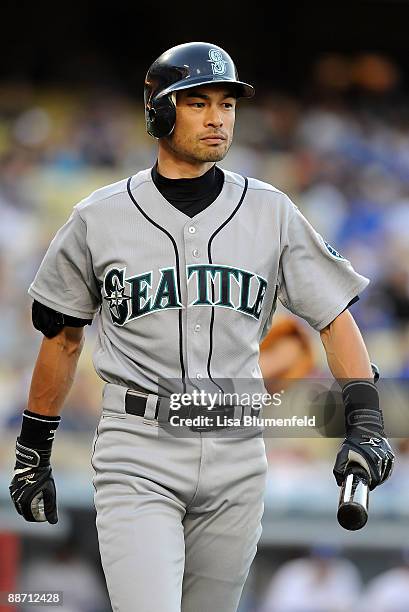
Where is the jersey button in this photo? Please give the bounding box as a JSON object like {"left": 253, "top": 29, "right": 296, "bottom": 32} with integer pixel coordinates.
{"left": 194, "top": 324, "right": 201, "bottom": 332}
{"left": 188, "top": 226, "right": 196, "bottom": 234}
{"left": 192, "top": 249, "right": 200, "bottom": 257}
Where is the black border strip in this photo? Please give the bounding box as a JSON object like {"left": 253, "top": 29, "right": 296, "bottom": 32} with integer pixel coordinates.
{"left": 126, "top": 177, "right": 186, "bottom": 389}
{"left": 206, "top": 177, "right": 249, "bottom": 389}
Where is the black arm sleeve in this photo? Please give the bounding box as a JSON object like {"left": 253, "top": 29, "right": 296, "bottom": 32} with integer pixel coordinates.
{"left": 32, "top": 300, "right": 92, "bottom": 339}
{"left": 343, "top": 295, "right": 359, "bottom": 313}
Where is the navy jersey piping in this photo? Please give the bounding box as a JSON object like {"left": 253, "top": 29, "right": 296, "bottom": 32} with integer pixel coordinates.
{"left": 126, "top": 177, "right": 186, "bottom": 390}
{"left": 206, "top": 177, "right": 249, "bottom": 392}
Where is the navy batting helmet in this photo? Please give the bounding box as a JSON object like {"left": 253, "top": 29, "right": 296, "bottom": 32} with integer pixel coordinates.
{"left": 144, "top": 42, "right": 255, "bottom": 139}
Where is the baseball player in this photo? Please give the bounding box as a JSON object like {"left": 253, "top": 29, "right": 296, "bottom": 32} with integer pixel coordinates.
{"left": 10, "top": 42, "right": 394, "bottom": 612}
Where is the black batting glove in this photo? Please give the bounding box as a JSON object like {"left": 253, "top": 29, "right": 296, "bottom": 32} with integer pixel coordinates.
{"left": 9, "top": 411, "right": 61, "bottom": 524}
{"left": 333, "top": 379, "right": 395, "bottom": 491}
{"left": 9, "top": 443, "right": 58, "bottom": 523}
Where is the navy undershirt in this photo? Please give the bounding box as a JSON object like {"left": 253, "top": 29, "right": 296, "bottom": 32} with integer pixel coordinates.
{"left": 151, "top": 162, "right": 224, "bottom": 218}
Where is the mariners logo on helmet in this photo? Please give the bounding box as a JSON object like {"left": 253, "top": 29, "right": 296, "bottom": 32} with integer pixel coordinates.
{"left": 208, "top": 49, "right": 227, "bottom": 75}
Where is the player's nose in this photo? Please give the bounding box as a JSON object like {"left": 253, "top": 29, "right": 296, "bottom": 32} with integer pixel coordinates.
{"left": 204, "top": 105, "right": 223, "bottom": 128}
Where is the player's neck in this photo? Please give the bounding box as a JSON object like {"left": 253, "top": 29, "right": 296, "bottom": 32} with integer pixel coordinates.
{"left": 157, "top": 149, "right": 214, "bottom": 179}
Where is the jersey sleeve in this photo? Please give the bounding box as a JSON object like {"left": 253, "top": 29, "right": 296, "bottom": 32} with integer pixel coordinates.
{"left": 28, "top": 208, "right": 101, "bottom": 319}
{"left": 277, "top": 202, "right": 369, "bottom": 331}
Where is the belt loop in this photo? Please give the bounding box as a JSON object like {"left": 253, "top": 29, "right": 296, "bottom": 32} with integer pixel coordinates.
{"left": 102, "top": 383, "right": 128, "bottom": 416}
{"left": 233, "top": 405, "right": 242, "bottom": 421}
{"left": 157, "top": 396, "right": 171, "bottom": 423}
{"left": 144, "top": 394, "right": 159, "bottom": 421}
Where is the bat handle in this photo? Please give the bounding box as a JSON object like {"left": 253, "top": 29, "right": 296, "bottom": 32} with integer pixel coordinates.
{"left": 337, "top": 463, "right": 370, "bottom": 531}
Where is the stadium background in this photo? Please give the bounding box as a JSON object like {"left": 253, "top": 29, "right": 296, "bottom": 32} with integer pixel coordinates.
{"left": 1, "top": 1, "right": 409, "bottom": 610}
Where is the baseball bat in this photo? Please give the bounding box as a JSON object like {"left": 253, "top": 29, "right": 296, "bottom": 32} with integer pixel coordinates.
{"left": 337, "top": 463, "right": 369, "bottom": 531}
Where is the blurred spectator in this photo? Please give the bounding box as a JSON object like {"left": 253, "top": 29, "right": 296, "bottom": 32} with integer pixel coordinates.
{"left": 259, "top": 316, "right": 315, "bottom": 393}
{"left": 359, "top": 549, "right": 409, "bottom": 612}
{"left": 19, "top": 539, "right": 109, "bottom": 612}
{"left": 258, "top": 546, "right": 362, "bottom": 612}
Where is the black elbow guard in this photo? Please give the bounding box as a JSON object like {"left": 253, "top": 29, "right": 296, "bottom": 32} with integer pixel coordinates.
{"left": 32, "top": 300, "right": 92, "bottom": 338}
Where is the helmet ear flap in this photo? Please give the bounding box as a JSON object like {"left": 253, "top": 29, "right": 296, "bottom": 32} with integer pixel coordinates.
{"left": 146, "top": 93, "right": 176, "bottom": 139}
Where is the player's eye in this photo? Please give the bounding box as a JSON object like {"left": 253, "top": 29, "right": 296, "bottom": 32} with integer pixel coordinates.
{"left": 189, "top": 102, "right": 206, "bottom": 108}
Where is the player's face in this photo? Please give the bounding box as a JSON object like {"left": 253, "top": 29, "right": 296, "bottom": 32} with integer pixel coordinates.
{"left": 163, "top": 84, "right": 237, "bottom": 163}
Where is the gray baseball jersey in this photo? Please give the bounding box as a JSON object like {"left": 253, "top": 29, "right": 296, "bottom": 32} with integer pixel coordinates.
{"left": 29, "top": 167, "right": 368, "bottom": 392}
{"left": 28, "top": 167, "right": 369, "bottom": 612}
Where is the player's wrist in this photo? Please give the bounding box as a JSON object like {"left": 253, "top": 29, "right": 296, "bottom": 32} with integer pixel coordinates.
{"left": 342, "top": 380, "right": 385, "bottom": 437}
{"left": 17, "top": 409, "right": 61, "bottom": 452}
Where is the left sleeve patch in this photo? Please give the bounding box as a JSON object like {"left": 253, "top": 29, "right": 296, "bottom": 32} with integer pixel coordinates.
{"left": 324, "top": 241, "right": 346, "bottom": 260}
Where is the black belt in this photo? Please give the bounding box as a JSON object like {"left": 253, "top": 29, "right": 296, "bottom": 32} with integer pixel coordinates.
{"left": 124, "top": 390, "right": 238, "bottom": 432}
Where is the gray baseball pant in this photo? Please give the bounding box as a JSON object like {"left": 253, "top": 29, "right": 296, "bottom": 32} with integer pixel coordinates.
{"left": 92, "top": 383, "right": 268, "bottom": 612}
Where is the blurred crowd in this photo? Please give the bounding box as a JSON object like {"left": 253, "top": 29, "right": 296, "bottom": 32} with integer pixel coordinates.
{"left": 1, "top": 53, "right": 409, "bottom": 434}
{"left": 14, "top": 543, "right": 409, "bottom": 612}
{"left": 242, "top": 546, "right": 409, "bottom": 612}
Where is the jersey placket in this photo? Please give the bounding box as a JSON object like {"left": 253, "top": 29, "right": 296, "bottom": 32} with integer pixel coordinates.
{"left": 183, "top": 220, "right": 209, "bottom": 384}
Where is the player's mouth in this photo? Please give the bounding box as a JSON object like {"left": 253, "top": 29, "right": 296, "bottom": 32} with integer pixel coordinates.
{"left": 200, "top": 134, "right": 227, "bottom": 145}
